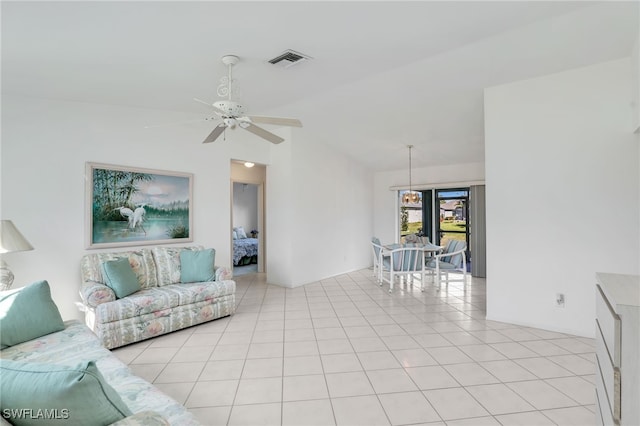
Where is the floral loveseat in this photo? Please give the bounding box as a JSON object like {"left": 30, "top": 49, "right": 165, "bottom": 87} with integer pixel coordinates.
{"left": 0, "top": 320, "right": 199, "bottom": 425}
{"left": 0, "top": 281, "right": 199, "bottom": 426}
{"left": 79, "top": 246, "right": 235, "bottom": 349}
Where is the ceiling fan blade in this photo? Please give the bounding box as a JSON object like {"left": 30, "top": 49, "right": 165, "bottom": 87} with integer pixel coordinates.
{"left": 248, "top": 116, "right": 303, "bottom": 128}
{"left": 244, "top": 123, "right": 285, "bottom": 144}
{"left": 202, "top": 124, "right": 226, "bottom": 144}
{"left": 193, "top": 97, "right": 212, "bottom": 107}
{"left": 145, "top": 116, "right": 218, "bottom": 129}
{"left": 194, "top": 98, "right": 228, "bottom": 115}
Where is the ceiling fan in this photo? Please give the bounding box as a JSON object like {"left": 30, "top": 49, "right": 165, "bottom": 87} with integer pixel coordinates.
{"left": 195, "top": 55, "right": 302, "bottom": 144}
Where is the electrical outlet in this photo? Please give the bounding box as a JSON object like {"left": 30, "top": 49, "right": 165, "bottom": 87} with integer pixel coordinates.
{"left": 556, "top": 293, "right": 565, "bottom": 307}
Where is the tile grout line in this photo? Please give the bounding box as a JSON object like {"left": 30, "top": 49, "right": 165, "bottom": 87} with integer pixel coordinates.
{"left": 125, "top": 270, "right": 596, "bottom": 425}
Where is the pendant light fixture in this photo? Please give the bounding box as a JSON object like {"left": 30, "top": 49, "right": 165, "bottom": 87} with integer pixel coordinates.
{"left": 402, "top": 145, "right": 420, "bottom": 204}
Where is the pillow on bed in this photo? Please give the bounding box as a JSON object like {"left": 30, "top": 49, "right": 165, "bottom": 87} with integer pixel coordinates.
{"left": 235, "top": 226, "right": 248, "bottom": 239}
{"left": 233, "top": 231, "right": 238, "bottom": 240}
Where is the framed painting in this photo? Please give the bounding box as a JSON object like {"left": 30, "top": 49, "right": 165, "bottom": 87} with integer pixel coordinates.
{"left": 86, "top": 162, "right": 193, "bottom": 249}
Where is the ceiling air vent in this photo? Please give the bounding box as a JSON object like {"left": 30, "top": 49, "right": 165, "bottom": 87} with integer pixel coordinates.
{"left": 268, "top": 49, "right": 312, "bottom": 68}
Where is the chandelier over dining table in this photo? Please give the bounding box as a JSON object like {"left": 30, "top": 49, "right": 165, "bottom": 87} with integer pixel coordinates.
{"left": 402, "top": 145, "right": 420, "bottom": 204}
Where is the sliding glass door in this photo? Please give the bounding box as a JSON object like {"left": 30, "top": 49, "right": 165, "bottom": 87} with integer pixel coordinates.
{"left": 399, "top": 188, "right": 470, "bottom": 269}
{"left": 435, "top": 189, "right": 469, "bottom": 247}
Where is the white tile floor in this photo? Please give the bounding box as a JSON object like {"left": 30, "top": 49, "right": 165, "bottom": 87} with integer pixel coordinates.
{"left": 112, "top": 269, "right": 597, "bottom": 426}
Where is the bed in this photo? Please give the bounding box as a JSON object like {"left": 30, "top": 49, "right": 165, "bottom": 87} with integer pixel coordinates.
{"left": 233, "top": 237, "right": 259, "bottom": 266}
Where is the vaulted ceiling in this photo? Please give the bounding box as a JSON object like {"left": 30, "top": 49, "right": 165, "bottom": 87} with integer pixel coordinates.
{"left": 2, "top": 1, "right": 638, "bottom": 171}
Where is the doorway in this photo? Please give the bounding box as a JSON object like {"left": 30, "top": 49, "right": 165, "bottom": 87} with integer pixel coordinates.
{"left": 435, "top": 189, "right": 469, "bottom": 248}
{"left": 230, "top": 161, "right": 266, "bottom": 276}
{"left": 232, "top": 182, "right": 259, "bottom": 276}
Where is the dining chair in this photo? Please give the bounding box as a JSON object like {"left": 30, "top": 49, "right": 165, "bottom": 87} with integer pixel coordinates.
{"left": 371, "top": 237, "right": 389, "bottom": 283}
{"left": 426, "top": 239, "right": 467, "bottom": 289}
{"left": 380, "top": 245, "right": 427, "bottom": 292}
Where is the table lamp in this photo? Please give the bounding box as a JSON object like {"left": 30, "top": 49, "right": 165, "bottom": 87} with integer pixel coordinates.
{"left": 0, "top": 220, "right": 34, "bottom": 291}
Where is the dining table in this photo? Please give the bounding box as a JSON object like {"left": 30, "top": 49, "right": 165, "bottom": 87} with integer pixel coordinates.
{"left": 382, "top": 242, "right": 443, "bottom": 254}
{"left": 418, "top": 242, "right": 444, "bottom": 255}
{"left": 379, "top": 242, "right": 443, "bottom": 275}
{"left": 377, "top": 241, "right": 444, "bottom": 286}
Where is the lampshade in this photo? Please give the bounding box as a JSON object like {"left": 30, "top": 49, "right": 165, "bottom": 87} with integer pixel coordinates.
{"left": 0, "top": 220, "right": 34, "bottom": 253}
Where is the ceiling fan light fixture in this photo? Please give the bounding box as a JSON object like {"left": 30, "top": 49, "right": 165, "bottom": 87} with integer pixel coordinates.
{"left": 223, "top": 117, "right": 238, "bottom": 129}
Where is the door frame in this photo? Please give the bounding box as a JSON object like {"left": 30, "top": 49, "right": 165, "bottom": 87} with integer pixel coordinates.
{"left": 230, "top": 179, "right": 265, "bottom": 273}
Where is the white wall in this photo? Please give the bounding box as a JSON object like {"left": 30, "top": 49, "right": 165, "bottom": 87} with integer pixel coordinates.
{"left": 485, "top": 58, "right": 639, "bottom": 337}
{"left": 0, "top": 95, "right": 264, "bottom": 319}
{"left": 1, "top": 95, "right": 373, "bottom": 318}
{"left": 260, "top": 129, "right": 375, "bottom": 287}
{"left": 232, "top": 182, "right": 258, "bottom": 233}
{"left": 373, "top": 163, "right": 485, "bottom": 245}
{"left": 289, "top": 135, "right": 373, "bottom": 286}
{"left": 633, "top": 18, "right": 640, "bottom": 132}
{"left": 264, "top": 132, "right": 295, "bottom": 286}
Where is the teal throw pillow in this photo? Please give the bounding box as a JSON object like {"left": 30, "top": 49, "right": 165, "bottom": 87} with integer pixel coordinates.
{"left": 180, "top": 249, "right": 216, "bottom": 283}
{"left": 101, "top": 258, "right": 141, "bottom": 299}
{"left": 0, "top": 359, "right": 132, "bottom": 426}
{"left": 0, "top": 280, "right": 64, "bottom": 349}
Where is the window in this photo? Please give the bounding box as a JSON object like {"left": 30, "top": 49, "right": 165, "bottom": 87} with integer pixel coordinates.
{"left": 399, "top": 190, "right": 423, "bottom": 238}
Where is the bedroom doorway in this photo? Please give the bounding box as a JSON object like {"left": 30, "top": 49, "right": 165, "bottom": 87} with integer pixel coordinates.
{"left": 230, "top": 161, "right": 266, "bottom": 276}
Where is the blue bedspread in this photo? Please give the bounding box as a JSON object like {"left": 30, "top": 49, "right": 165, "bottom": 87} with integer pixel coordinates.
{"left": 233, "top": 238, "right": 259, "bottom": 265}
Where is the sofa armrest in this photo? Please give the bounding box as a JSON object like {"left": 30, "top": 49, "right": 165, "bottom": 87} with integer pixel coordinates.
{"left": 215, "top": 266, "right": 233, "bottom": 281}
{"left": 80, "top": 281, "right": 116, "bottom": 308}
{"left": 109, "top": 411, "right": 170, "bottom": 426}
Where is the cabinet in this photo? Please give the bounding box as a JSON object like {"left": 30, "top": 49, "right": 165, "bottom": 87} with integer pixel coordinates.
{"left": 595, "top": 273, "right": 640, "bottom": 426}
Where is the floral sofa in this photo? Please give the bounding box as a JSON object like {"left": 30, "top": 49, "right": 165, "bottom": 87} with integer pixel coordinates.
{"left": 0, "top": 320, "right": 199, "bottom": 425}
{"left": 79, "top": 246, "right": 235, "bottom": 349}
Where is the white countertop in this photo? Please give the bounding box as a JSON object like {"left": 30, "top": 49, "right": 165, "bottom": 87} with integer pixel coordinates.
{"left": 596, "top": 272, "right": 640, "bottom": 308}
